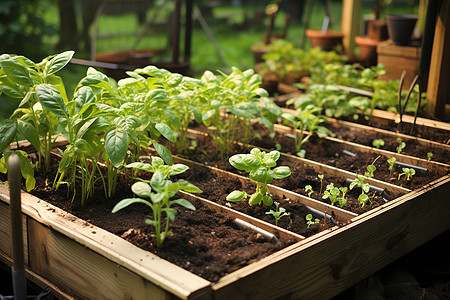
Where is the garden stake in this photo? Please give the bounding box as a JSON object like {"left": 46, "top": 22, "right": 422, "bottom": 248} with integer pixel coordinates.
{"left": 410, "top": 81, "right": 422, "bottom": 136}
{"left": 398, "top": 73, "right": 419, "bottom": 133}
{"left": 8, "top": 153, "right": 26, "bottom": 300}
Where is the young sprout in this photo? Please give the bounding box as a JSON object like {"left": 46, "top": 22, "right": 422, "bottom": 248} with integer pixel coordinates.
{"left": 338, "top": 187, "right": 348, "bottom": 208}
{"left": 318, "top": 174, "right": 324, "bottom": 194}
{"left": 398, "top": 167, "right": 416, "bottom": 181}
{"left": 387, "top": 157, "right": 397, "bottom": 175}
{"left": 372, "top": 139, "right": 385, "bottom": 149}
{"left": 322, "top": 183, "right": 340, "bottom": 206}
{"left": 396, "top": 141, "right": 406, "bottom": 154}
{"left": 358, "top": 193, "right": 371, "bottom": 208}
{"left": 265, "top": 201, "right": 289, "bottom": 226}
{"left": 304, "top": 185, "right": 314, "bottom": 197}
{"left": 226, "top": 148, "right": 291, "bottom": 206}
{"left": 364, "top": 164, "right": 377, "bottom": 178}
{"left": 305, "top": 214, "right": 320, "bottom": 228}
{"left": 427, "top": 152, "right": 433, "bottom": 161}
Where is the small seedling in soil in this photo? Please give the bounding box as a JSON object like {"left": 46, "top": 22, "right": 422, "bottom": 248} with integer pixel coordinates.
{"left": 266, "top": 201, "right": 289, "bottom": 226}
{"left": 427, "top": 152, "right": 433, "bottom": 161}
{"left": 305, "top": 214, "right": 319, "bottom": 228}
{"left": 338, "top": 187, "right": 348, "bottom": 208}
{"left": 358, "top": 193, "right": 373, "bottom": 208}
{"left": 304, "top": 185, "right": 313, "bottom": 197}
{"left": 349, "top": 175, "right": 372, "bottom": 208}
{"left": 398, "top": 168, "right": 416, "bottom": 181}
{"left": 318, "top": 174, "right": 324, "bottom": 194}
{"left": 372, "top": 139, "right": 385, "bottom": 149}
{"left": 322, "top": 183, "right": 340, "bottom": 206}
{"left": 227, "top": 148, "right": 291, "bottom": 206}
{"left": 364, "top": 164, "right": 377, "bottom": 178}
{"left": 387, "top": 157, "right": 397, "bottom": 175}
{"left": 112, "top": 170, "right": 202, "bottom": 247}
{"left": 396, "top": 141, "right": 406, "bottom": 154}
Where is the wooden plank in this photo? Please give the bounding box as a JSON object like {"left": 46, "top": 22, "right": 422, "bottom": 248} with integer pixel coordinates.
{"left": 341, "top": 0, "right": 362, "bottom": 55}
{"left": 0, "top": 196, "right": 28, "bottom": 266}
{"left": 212, "top": 175, "right": 450, "bottom": 299}
{"left": 0, "top": 183, "right": 211, "bottom": 300}
{"left": 371, "top": 109, "right": 450, "bottom": 131}
{"left": 0, "top": 252, "right": 76, "bottom": 300}
{"left": 426, "top": 0, "right": 450, "bottom": 119}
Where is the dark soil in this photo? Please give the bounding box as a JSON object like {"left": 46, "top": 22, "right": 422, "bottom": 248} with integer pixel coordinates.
{"left": 27, "top": 168, "right": 297, "bottom": 283}
{"left": 324, "top": 122, "right": 450, "bottom": 164}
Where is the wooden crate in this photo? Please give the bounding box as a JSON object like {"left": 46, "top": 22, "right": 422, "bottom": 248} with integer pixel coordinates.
{"left": 377, "top": 41, "right": 421, "bottom": 87}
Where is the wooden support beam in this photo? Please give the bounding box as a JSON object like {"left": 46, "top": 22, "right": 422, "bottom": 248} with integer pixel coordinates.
{"left": 341, "top": 0, "right": 362, "bottom": 55}
{"left": 426, "top": 1, "right": 450, "bottom": 119}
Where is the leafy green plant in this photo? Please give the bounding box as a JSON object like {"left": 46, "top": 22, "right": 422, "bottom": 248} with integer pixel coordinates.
{"left": 349, "top": 175, "right": 372, "bottom": 207}
{"left": 304, "top": 185, "right": 313, "bottom": 197}
{"left": 364, "top": 164, "right": 377, "bottom": 178}
{"left": 338, "top": 187, "right": 348, "bottom": 208}
{"left": 281, "top": 105, "right": 331, "bottom": 157}
{"left": 387, "top": 157, "right": 397, "bottom": 175}
{"left": 372, "top": 139, "right": 385, "bottom": 149}
{"left": 0, "top": 150, "right": 36, "bottom": 191}
{"left": 0, "top": 51, "right": 74, "bottom": 173}
{"left": 322, "top": 183, "right": 340, "bottom": 206}
{"left": 265, "top": 201, "right": 289, "bottom": 226}
{"left": 398, "top": 168, "right": 416, "bottom": 181}
{"left": 226, "top": 148, "right": 291, "bottom": 206}
{"left": 112, "top": 170, "right": 202, "bottom": 247}
{"left": 198, "top": 67, "right": 281, "bottom": 158}
{"left": 427, "top": 152, "right": 433, "bottom": 161}
{"left": 396, "top": 141, "right": 406, "bottom": 154}
{"left": 305, "top": 213, "right": 319, "bottom": 228}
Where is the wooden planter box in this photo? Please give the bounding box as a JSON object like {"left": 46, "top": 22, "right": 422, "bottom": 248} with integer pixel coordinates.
{"left": 1, "top": 115, "right": 449, "bottom": 299}
{"left": 377, "top": 41, "right": 421, "bottom": 87}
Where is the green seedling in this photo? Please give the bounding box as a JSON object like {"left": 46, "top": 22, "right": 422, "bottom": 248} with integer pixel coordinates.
{"left": 349, "top": 175, "right": 371, "bottom": 208}
{"left": 398, "top": 167, "right": 416, "bottom": 181}
{"left": 427, "top": 152, "right": 433, "bottom": 161}
{"left": 305, "top": 214, "right": 320, "bottom": 228}
{"left": 396, "top": 141, "right": 406, "bottom": 154}
{"left": 112, "top": 171, "right": 202, "bottom": 247}
{"left": 265, "top": 201, "right": 289, "bottom": 226}
{"left": 322, "top": 183, "right": 340, "bottom": 206}
{"left": 338, "top": 187, "right": 348, "bottom": 208}
{"left": 318, "top": 174, "right": 324, "bottom": 194}
{"left": 372, "top": 139, "right": 385, "bottom": 149}
{"left": 358, "top": 193, "right": 371, "bottom": 208}
{"left": 364, "top": 164, "right": 377, "bottom": 178}
{"left": 227, "top": 148, "right": 291, "bottom": 206}
{"left": 304, "top": 185, "right": 313, "bottom": 197}
{"left": 387, "top": 157, "right": 397, "bottom": 175}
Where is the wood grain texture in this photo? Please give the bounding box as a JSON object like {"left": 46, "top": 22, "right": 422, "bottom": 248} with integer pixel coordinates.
{"left": 212, "top": 175, "right": 450, "bottom": 299}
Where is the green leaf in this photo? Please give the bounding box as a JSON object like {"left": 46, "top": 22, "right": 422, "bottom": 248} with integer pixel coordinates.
{"left": 163, "top": 109, "right": 181, "bottom": 129}
{"left": 131, "top": 182, "right": 152, "bottom": 198}
{"left": 226, "top": 190, "right": 247, "bottom": 202}
{"left": 250, "top": 167, "right": 272, "bottom": 184}
{"left": 271, "top": 166, "right": 291, "bottom": 179}
{"left": 74, "top": 86, "right": 95, "bottom": 113}
{"left": 155, "top": 123, "right": 176, "bottom": 143}
{"left": 15, "top": 150, "right": 36, "bottom": 191}
{"left": 45, "top": 51, "right": 75, "bottom": 76}
{"left": 262, "top": 195, "right": 273, "bottom": 206}
{"left": 112, "top": 198, "right": 150, "bottom": 213}
{"left": 163, "top": 208, "right": 178, "bottom": 221}
{"left": 0, "top": 76, "right": 26, "bottom": 98}
{"left": 16, "top": 119, "right": 40, "bottom": 151}
{"left": 249, "top": 192, "right": 263, "bottom": 205}
{"left": 243, "top": 155, "right": 261, "bottom": 169}
{"left": 169, "top": 164, "right": 189, "bottom": 176}
{"left": 35, "top": 84, "right": 68, "bottom": 118}
{"left": 152, "top": 141, "right": 174, "bottom": 165}
{"left": 105, "top": 127, "right": 129, "bottom": 168}
{"left": 146, "top": 89, "right": 168, "bottom": 101}
{"left": 0, "top": 120, "right": 17, "bottom": 153}
{"left": 150, "top": 171, "right": 166, "bottom": 192}
{"left": 0, "top": 59, "right": 34, "bottom": 87}
{"left": 173, "top": 179, "right": 202, "bottom": 193}
{"left": 172, "top": 198, "right": 196, "bottom": 211}
{"left": 228, "top": 154, "right": 247, "bottom": 171}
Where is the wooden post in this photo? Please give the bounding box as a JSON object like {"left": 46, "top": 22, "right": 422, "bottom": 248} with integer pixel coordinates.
{"left": 341, "top": 0, "right": 362, "bottom": 55}
{"left": 426, "top": 1, "right": 450, "bottom": 119}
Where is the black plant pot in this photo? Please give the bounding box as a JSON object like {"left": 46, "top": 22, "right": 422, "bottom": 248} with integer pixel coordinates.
{"left": 386, "top": 15, "right": 418, "bottom": 46}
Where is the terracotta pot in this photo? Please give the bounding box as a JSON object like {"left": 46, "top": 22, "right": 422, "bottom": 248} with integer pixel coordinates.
{"left": 366, "top": 19, "right": 389, "bottom": 41}
{"left": 386, "top": 15, "right": 418, "bottom": 46}
{"left": 305, "top": 29, "right": 343, "bottom": 52}
{"left": 355, "top": 36, "right": 379, "bottom": 67}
